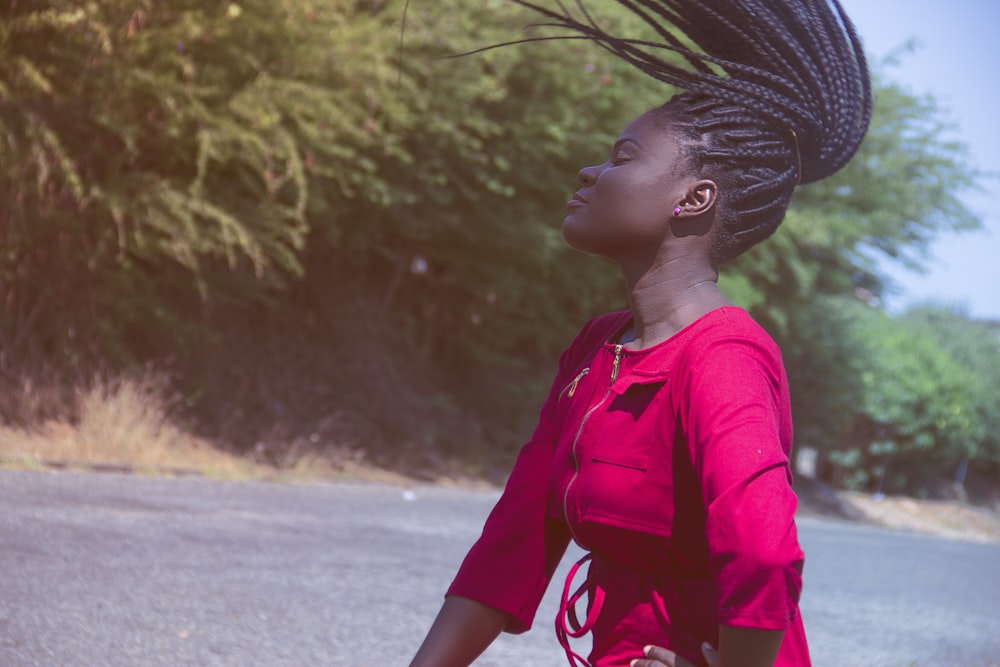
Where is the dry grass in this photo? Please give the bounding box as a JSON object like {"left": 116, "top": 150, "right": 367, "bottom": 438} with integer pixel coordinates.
{"left": 0, "top": 371, "right": 260, "bottom": 479}
{"left": 0, "top": 369, "right": 423, "bottom": 483}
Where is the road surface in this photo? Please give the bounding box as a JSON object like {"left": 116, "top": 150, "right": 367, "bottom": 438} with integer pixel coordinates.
{"left": 1, "top": 470, "right": 997, "bottom": 666}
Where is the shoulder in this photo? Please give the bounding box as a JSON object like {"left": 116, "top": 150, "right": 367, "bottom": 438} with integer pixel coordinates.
{"left": 689, "top": 307, "right": 780, "bottom": 358}
{"left": 676, "top": 307, "right": 785, "bottom": 381}
{"left": 674, "top": 310, "right": 792, "bottom": 443}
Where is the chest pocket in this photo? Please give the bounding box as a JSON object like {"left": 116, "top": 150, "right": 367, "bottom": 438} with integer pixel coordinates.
{"left": 574, "top": 381, "right": 680, "bottom": 538}
{"left": 588, "top": 382, "right": 665, "bottom": 468}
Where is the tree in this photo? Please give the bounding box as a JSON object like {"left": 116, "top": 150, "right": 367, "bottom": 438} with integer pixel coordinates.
{"left": 0, "top": 0, "right": 664, "bottom": 452}
{"left": 1, "top": 0, "right": 328, "bottom": 365}
{"left": 811, "top": 300, "right": 997, "bottom": 497}
{"left": 900, "top": 304, "right": 1000, "bottom": 493}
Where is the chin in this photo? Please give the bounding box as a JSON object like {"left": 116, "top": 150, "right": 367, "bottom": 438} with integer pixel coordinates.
{"left": 561, "top": 218, "right": 593, "bottom": 253}
{"left": 561, "top": 224, "right": 614, "bottom": 259}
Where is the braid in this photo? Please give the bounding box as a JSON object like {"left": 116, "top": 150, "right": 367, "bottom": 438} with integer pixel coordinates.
{"left": 507, "top": 0, "right": 872, "bottom": 263}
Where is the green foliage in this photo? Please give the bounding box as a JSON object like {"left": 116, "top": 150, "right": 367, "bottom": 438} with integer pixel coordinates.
{"left": 312, "top": 0, "right": 642, "bottom": 365}
{"left": 0, "top": 2, "right": 992, "bottom": 482}
{"left": 776, "top": 296, "right": 865, "bottom": 456}
{"left": 1, "top": 0, "right": 320, "bottom": 363}
{"left": 0, "top": 0, "right": 666, "bottom": 450}
{"left": 901, "top": 305, "right": 1000, "bottom": 467}
{"left": 816, "top": 301, "right": 996, "bottom": 494}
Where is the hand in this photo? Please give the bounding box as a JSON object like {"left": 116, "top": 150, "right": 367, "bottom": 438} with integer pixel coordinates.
{"left": 630, "top": 642, "right": 719, "bottom": 667}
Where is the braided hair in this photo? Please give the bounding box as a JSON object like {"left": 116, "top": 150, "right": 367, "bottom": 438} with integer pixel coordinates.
{"left": 506, "top": 0, "right": 872, "bottom": 263}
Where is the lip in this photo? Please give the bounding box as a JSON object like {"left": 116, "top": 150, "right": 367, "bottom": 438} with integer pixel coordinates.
{"left": 566, "top": 192, "right": 589, "bottom": 211}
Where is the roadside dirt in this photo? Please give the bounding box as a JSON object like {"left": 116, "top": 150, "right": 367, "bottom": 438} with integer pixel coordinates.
{"left": 793, "top": 476, "right": 1000, "bottom": 543}
{"left": 285, "top": 462, "right": 1000, "bottom": 544}
{"left": 838, "top": 491, "right": 1000, "bottom": 543}
{"left": 4, "top": 437, "right": 998, "bottom": 544}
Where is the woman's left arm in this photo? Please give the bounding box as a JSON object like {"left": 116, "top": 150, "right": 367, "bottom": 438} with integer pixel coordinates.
{"left": 652, "top": 331, "right": 803, "bottom": 667}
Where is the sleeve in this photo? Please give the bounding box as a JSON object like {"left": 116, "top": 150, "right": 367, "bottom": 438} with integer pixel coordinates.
{"left": 680, "top": 332, "right": 804, "bottom": 630}
{"left": 444, "top": 325, "right": 594, "bottom": 633}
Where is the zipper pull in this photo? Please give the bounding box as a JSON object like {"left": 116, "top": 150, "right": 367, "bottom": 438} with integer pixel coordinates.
{"left": 566, "top": 368, "right": 589, "bottom": 398}
{"left": 610, "top": 344, "right": 623, "bottom": 385}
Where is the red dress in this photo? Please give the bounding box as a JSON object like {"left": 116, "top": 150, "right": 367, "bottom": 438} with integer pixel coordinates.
{"left": 448, "top": 307, "right": 811, "bottom": 666}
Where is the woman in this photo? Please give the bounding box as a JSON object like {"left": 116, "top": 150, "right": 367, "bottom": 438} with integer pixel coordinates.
{"left": 410, "top": 1, "right": 871, "bottom": 666}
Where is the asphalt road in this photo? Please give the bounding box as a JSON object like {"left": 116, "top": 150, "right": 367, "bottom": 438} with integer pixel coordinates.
{"left": 1, "top": 470, "right": 998, "bottom": 666}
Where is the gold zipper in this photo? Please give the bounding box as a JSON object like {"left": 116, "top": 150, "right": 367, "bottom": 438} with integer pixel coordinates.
{"left": 562, "top": 344, "right": 624, "bottom": 549}
{"left": 560, "top": 368, "right": 590, "bottom": 400}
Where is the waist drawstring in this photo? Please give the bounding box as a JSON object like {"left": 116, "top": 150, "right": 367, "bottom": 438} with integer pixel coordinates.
{"left": 556, "top": 552, "right": 605, "bottom": 667}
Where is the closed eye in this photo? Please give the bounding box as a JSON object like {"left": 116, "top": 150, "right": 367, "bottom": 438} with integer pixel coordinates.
{"left": 609, "top": 139, "right": 639, "bottom": 166}
{"left": 611, "top": 151, "right": 632, "bottom": 166}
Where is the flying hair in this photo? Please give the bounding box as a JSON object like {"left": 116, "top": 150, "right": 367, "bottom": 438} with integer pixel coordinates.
{"left": 493, "top": 0, "right": 873, "bottom": 263}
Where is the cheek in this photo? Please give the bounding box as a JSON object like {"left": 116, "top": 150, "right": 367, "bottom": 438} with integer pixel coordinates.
{"left": 561, "top": 171, "right": 674, "bottom": 253}
{"left": 593, "top": 176, "right": 670, "bottom": 231}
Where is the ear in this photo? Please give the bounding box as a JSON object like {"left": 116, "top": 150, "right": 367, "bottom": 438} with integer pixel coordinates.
{"left": 673, "top": 179, "right": 717, "bottom": 219}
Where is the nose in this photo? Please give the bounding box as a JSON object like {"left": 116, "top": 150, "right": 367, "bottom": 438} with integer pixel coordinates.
{"left": 578, "top": 164, "right": 599, "bottom": 186}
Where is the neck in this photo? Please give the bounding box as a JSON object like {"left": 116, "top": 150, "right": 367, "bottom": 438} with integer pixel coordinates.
{"left": 618, "top": 250, "right": 732, "bottom": 349}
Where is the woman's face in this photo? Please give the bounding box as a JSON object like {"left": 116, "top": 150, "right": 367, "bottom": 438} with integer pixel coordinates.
{"left": 563, "top": 111, "right": 694, "bottom": 259}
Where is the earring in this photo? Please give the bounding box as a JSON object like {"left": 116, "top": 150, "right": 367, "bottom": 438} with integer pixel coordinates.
{"left": 673, "top": 207, "right": 681, "bottom": 216}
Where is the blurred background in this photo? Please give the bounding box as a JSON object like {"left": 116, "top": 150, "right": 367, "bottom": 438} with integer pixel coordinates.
{"left": 1, "top": 0, "right": 997, "bottom": 502}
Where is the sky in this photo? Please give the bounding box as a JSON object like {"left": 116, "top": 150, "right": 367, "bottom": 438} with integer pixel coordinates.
{"left": 837, "top": 0, "right": 1000, "bottom": 321}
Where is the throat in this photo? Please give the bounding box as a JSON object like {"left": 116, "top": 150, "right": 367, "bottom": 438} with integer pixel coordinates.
{"left": 625, "top": 283, "right": 733, "bottom": 350}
